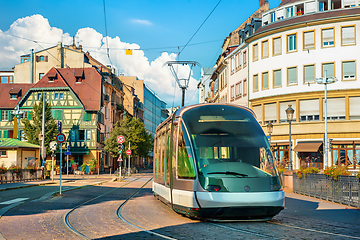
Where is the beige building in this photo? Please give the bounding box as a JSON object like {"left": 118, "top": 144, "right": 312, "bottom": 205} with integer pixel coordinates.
{"left": 13, "top": 42, "right": 92, "bottom": 84}
{"left": 0, "top": 138, "right": 40, "bottom": 168}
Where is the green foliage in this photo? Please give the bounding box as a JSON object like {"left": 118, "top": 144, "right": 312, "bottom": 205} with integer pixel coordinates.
{"left": 0, "top": 165, "right": 7, "bottom": 174}
{"left": 324, "top": 165, "right": 351, "bottom": 180}
{"left": 105, "top": 116, "right": 153, "bottom": 159}
{"left": 8, "top": 165, "right": 22, "bottom": 174}
{"left": 296, "top": 167, "right": 320, "bottom": 179}
{"left": 89, "top": 158, "right": 97, "bottom": 171}
{"left": 26, "top": 165, "right": 37, "bottom": 172}
{"left": 81, "top": 163, "right": 87, "bottom": 172}
{"left": 277, "top": 167, "right": 287, "bottom": 175}
{"left": 22, "top": 93, "right": 58, "bottom": 156}
{"left": 356, "top": 171, "right": 360, "bottom": 179}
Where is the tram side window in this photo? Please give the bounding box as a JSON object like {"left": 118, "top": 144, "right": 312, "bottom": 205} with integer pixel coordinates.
{"left": 165, "top": 130, "right": 170, "bottom": 186}
{"left": 177, "top": 124, "right": 196, "bottom": 179}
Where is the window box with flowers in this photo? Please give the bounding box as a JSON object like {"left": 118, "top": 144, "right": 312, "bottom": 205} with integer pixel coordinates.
{"left": 296, "top": 10, "right": 303, "bottom": 16}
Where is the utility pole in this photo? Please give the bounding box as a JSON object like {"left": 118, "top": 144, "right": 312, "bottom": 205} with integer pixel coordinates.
{"left": 128, "top": 142, "right": 131, "bottom": 176}
{"left": 41, "top": 93, "right": 45, "bottom": 168}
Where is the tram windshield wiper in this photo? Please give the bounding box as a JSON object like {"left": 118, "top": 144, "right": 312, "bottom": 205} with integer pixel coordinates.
{"left": 207, "top": 171, "right": 248, "bottom": 177}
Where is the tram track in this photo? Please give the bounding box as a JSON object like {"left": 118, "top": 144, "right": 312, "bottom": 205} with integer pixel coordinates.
{"left": 62, "top": 174, "right": 360, "bottom": 240}
{"left": 62, "top": 173, "right": 151, "bottom": 239}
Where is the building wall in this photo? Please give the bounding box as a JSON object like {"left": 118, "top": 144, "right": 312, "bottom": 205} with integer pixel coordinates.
{"left": 246, "top": 6, "right": 360, "bottom": 169}
{"left": 13, "top": 43, "right": 92, "bottom": 84}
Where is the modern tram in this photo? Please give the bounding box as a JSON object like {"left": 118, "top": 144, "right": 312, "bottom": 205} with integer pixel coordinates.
{"left": 152, "top": 103, "right": 284, "bottom": 220}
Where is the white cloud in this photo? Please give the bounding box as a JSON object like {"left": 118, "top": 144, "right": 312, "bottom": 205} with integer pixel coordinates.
{"left": 0, "top": 14, "right": 198, "bottom": 107}
{"left": 130, "top": 19, "right": 152, "bottom": 26}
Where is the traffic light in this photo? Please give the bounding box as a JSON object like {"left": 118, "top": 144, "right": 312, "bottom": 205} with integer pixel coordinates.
{"left": 118, "top": 144, "right": 123, "bottom": 153}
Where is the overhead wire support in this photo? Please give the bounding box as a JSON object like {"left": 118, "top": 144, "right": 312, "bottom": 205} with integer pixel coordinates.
{"left": 163, "top": 61, "right": 201, "bottom": 107}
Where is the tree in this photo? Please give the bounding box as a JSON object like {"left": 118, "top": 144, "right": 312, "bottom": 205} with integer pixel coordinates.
{"left": 22, "top": 93, "right": 58, "bottom": 156}
{"left": 105, "top": 117, "right": 153, "bottom": 159}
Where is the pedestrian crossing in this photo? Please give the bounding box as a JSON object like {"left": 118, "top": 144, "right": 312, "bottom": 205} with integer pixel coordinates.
{"left": 0, "top": 198, "right": 29, "bottom": 205}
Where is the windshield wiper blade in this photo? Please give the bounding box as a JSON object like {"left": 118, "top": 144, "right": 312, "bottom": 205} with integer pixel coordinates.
{"left": 207, "top": 171, "right": 248, "bottom": 177}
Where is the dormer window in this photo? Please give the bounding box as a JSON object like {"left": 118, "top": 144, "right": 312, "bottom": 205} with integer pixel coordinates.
{"left": 48, "top": 72, "right": 57, "bottom": 82}
{"left": 9, "top": 88, "right": 20, "bottom": 100}
{"left": 10, "top": 94, "right": 17, "bottom": 100}
{"left": 74, "top": 69, "right": 84, "bottom": 84}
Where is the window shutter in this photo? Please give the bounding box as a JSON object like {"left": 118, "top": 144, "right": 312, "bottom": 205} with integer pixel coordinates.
{"left": 28, "top": 111, "right": 32, "bottom": 120}
{"left": 323, "top": 63, "right": 334, "bottom": 78}
{"left": 304, "top": 31, "right": 314, "bottom": 49}
{"left": 3, "top": 130, "right": 8, "bottom": 138}
{"left": 322, "top": 29, "right": 333, "bottom": 43}
{"left": 280, "top": 101, "right": 296, "bottom": 121}
{"left": 343, "top": 61, "right": 355, "bottom": 79}
{"left": 262, "top": 72, "right": 269, "bottom": 89}
{"left": 274, "top": 69, "right": 282, "bottom": 87}
{"left": 36, "top": 56, "right": 40, "bottom": 62}
{"left": 349, "top": 97, "right": 360, "bottom": 118}
{"left": 0, "top": 110, "right": 2, "bottom": 120}
{"left": 288, "top": 67, "right": 297, "bottom": 84}
{"left": 45, "top": 56, "right": 48, "bottom": 62}
{"left": 8, "top": 110, "right": 12, "bottom": 121}
{"left": 305, "top": 1, "right": 316, "bottom": 13}
{"left": 273, "top": 38, "right": 281, "bottom": 55}
{"left": 304, "top": 65, "right": 315, "bottom": 83}
{"left": 344, "top": 0, "right": 356, "bottom": 6}
{"left": 300, "top": 99, "right": 319, "bottom": 116}
{"left": 265, "top": 103, "right": 276, "bottom": 122}
{"left": 0, "top": 131, "right": 2, "bottom": 138}
{"left": 324, "top": 98, "right": 345, "bottom": 117}
{"left": 253, "top": 44, "right": 258, "bottom": 60}
{"left": 253, "top": 105, "right": 262, "bottom": 123}
{"left": 262, "top": 41, "right": 269, "bottom": 58}
{"left": 342, "top": 26, "right": 355, "bottom": 45}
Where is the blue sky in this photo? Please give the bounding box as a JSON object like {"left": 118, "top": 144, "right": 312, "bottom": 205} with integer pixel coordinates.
{"left": 0, "top": 0, "right": 281, "bottom": 107}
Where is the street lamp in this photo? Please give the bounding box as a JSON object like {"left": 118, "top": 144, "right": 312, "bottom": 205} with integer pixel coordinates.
{"left": 316, "top": 70, "right": 337, "bottom": 169}
{"left": 267, "top": 122, "right": 273, "bottom": 144}
{"left": 285, "top": 105, "right": 295, "bottom": 170}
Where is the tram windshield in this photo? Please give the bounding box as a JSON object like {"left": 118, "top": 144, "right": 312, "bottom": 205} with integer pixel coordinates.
{"left": 182, "top": 105, "right": 280, "bottom": 192}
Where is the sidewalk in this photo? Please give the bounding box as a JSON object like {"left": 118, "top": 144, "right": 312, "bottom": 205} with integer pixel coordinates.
{"left": 0, "top": 172, "right": 119, "bottom": 191}
{"left": 0, "top": 168, "right": 153, "bottom": 191}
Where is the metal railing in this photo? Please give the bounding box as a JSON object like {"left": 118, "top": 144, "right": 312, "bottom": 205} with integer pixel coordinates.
{"left": 293, "top": 173, "right": 360, "bottom": 208}
{"left": 0, "top": 169, "right": 43, "bottom": 184}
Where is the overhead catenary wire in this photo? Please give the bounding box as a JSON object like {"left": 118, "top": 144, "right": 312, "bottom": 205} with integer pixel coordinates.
{"left": 178, "top": 0, "right": 222, "bottom": 56}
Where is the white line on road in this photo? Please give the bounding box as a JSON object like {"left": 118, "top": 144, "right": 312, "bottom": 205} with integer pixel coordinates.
{"left": 0, "top": 198, "right": 29, "bottom": 205}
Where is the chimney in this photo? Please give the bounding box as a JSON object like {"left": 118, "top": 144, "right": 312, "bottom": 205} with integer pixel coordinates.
{"left": 259, "top": 0, "right": 267, "bottom": 7}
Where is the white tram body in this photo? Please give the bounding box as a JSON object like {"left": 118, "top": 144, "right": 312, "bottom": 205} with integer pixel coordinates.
{"left": 153, "top": 103, "right": 285, "bottom": 220}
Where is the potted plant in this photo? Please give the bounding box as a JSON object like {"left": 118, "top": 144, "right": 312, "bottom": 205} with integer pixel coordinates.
{"left": 81, "top": 163, "right": 87, "bottom": 174}
{"left": 0, "top": 165, "right": 6, "bottom": 175}
{"left": 26, "top": 165, "right": 37, "bottom": 173}
{"left": 89, "top": 158, "right": 97, "bottom": 174}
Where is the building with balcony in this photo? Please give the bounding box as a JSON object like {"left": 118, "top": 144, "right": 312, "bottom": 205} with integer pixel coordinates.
{"left": 247, "top": 0, "right": 360, "bottom": 170}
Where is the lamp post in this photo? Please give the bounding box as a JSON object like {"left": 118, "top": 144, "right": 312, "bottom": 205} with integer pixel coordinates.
{"left": 316, "top": 70, "right": 337, "bottom": 169}
{"left": 285, "top": 105, "right": 295, "bottom": 170}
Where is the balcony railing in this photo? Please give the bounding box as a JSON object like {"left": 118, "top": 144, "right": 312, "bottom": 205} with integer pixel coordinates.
{"left": 104, "top": 94, "right": 110, "bottom": 102}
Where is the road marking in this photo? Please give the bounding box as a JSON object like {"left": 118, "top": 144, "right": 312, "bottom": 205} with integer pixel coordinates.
{"left": 0, "top": 198, "right": 29, "bottom": 205}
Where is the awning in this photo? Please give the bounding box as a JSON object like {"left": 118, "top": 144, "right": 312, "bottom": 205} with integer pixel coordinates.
{"left": 331, "top": 141, "right": 360, "bottom": 145}
{"left": 48, "top": 72, "right": 57, "bottom": 78}
{"left": 293, "top": 142, "right": 322, "bottom": 152}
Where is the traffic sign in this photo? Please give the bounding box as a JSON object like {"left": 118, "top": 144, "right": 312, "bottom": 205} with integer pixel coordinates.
{"left": 65, "top": 151, "right": 71, "bottom": 155}
{"left": 50, "top": 141, "right": 57, "bottom": 151}
{"left": 117, "top": 156, "right": 123, "bottom": 162}
{"left": 126, "top": 149, "right": 131, "bottom": 156}
{"left": 56, "top": 133, "right": 66, "bottom": 143}
{"left": 67, "top": 145, "right": 70, "bottom": 151}
{"left": 117, "top": 135, "right": 125, "bottom": 144}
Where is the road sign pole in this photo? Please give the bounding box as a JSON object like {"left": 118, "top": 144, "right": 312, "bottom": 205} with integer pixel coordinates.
{"left": 51, "top": 151, "right": 54, "bottom": 182}
{"left": 128, "top": 142, "right": 131, "bottom": 176}
{"left": 66, "top": 154, "right": 69, "bottom": 176}
{"left": 60, "top": 142, "right": 62, "bottom": 195}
